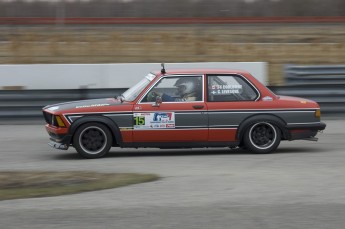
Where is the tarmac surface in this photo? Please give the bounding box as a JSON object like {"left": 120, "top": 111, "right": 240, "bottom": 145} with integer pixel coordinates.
{"left": 0, "top": 118, "right": 344, "bottom": 229}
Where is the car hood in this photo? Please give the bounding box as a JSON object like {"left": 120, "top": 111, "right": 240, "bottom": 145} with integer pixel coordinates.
{"left": 43, "top": 98, "right": 128, "bottom": 113}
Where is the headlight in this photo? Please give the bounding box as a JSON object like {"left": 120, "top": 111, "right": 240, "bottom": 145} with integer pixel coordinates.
{"left": 54, "top": 115, "right": 66, "bottom": 127}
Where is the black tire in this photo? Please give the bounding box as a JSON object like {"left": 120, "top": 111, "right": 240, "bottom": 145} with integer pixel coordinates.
{"left": 73, "top": 122, "right": 113, "bottom": 159}
{"left": 243, "top": 121, "right": 281, "bottom": 154}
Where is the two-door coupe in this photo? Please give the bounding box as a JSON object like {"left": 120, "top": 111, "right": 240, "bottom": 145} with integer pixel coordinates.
{"left": 43, "top": 65, "right": 326, "bottom": 158}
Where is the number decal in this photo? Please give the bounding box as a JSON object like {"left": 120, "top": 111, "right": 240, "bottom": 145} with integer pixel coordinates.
{"left": 134, "top": 116, "right": 145, "bottom": 126}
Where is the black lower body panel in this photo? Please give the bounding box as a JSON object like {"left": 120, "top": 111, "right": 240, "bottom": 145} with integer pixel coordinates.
{"left": 121, "top": 141, "right": 240, "bottom": 149}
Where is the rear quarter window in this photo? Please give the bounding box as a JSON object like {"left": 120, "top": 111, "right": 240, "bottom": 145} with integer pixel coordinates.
{"left": 207, "top": 74, "right": 258, "bottom": 102}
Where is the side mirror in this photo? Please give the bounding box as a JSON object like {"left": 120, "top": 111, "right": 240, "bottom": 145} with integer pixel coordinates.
{"left": 152, "top": 96, "right": 162, "bottom": 107}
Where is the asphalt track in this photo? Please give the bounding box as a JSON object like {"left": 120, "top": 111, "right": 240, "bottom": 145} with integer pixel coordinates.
{"left": 0, "top": 118, "right": 345, "bottom": 229}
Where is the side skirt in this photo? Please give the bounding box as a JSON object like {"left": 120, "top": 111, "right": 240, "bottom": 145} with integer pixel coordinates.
{"left": 120, "top": 141, "right": 240, "bottom": 149}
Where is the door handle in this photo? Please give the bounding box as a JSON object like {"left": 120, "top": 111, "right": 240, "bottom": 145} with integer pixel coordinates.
{"left": 193, "top": 105, "right": 204, "bottom": 109}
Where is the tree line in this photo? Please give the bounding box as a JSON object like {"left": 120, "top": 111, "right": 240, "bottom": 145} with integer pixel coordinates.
{"left": 0, "top": 0, "right": 344, "bottom": 18}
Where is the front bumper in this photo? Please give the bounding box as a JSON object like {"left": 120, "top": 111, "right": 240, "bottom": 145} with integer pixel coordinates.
{"left": 48, "top": 141, "right": 69, "bottom": 150}
{"left": 45, "top": 124, "right": 71, "bottom": 140}
{"left": 45, "top": 124, "right": 72, "bottom": 150}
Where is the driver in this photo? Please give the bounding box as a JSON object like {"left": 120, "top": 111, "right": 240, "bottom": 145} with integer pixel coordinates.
{"left": 147, "top": 77, "right": 200, "bottom": 102}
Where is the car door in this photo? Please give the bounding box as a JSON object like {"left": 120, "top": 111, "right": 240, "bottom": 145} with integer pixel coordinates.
{"left": 132, "top": 75, "right": 208, "bottom": 143}
{"left": 205, "top": 74, "right": 260, "bottom": 142}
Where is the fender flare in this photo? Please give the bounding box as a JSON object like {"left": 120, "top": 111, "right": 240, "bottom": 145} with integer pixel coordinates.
{"left": 236, "top": 114, "right": 288, "bottom": 141}
{"left": 68, "top": 115, "right": 123, "bottom": 146}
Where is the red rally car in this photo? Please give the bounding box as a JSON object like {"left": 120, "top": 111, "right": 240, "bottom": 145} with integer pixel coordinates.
{"left": 43, "top": 65, "right": 326, "bottom": 159}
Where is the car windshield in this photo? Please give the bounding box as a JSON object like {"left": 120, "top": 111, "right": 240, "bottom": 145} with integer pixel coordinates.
{"left": 121, "top": 73, "right": 156, "bottom": 101}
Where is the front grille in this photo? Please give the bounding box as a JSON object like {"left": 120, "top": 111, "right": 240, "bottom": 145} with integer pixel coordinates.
{"left": 43, "top": 111, "right": 53, "bottom": 125}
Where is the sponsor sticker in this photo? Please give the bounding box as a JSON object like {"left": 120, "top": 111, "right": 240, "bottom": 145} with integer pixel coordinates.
{"left": 133, "top": 112, "right": 175, "bottom": 129}
{"left": 76, "top": 104, "right": 110, "bottom": 108}
{"left": 209, "top": 84, "right": 242, "bottom": 95}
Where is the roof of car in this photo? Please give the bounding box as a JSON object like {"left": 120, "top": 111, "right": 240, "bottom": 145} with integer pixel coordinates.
{"left": 152, "top": 69, "right": 251, "bottom": 76}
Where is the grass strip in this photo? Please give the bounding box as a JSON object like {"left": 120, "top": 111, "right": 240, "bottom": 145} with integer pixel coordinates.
{"left": 0, "top": 171, "right": 159, "bottom": 200}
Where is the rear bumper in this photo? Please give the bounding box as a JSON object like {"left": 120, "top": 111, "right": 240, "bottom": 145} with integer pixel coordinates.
{"left": 285, "top": 122, "right": 326, "bottom": 141}
{"left": 286, "top": 122, "right": 326, "bottom": 131}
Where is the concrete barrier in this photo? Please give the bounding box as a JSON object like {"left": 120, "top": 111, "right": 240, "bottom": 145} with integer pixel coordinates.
{"left": 0, "top": 62, "right": 267, "bottom": 89}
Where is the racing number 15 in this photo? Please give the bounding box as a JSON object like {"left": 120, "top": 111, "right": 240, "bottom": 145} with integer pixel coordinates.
{"left": 134, "top": 116, "right": 145, "bottom": 126}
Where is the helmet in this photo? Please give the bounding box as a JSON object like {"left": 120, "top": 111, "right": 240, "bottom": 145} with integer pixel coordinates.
{"left": 174, "top": 77, "right": 199, "bottom": 96}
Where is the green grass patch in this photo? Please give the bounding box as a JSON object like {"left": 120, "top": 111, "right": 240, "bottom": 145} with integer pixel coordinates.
{"left": 0, "top": 171, "right": 159, "bottom": 200}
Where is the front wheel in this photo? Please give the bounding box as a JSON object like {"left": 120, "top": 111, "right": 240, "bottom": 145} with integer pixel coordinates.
{"left": 73, "top": 122, "right": 113, "bottom": 159}
{"left": 243, "top": 122, "right": 281, "bottom": 154}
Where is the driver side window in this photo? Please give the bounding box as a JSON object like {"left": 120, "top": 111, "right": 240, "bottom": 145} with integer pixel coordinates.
{"left": 142, "top": 76, "right": 202, "bottom": 103}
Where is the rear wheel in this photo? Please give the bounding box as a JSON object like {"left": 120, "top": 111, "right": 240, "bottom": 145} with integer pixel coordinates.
{"left": 73, "top": 122, "right": 112, "bottom": 159}
{"left": 243, "top": 122, "right": 281, "bottom": 154}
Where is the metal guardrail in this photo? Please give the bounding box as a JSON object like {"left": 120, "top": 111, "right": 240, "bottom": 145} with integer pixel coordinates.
{"left": 1, "top": 64, "right": 344, "bottom": 121}
{"left": 270, "top": 84, "right": 345, "bottom": 114}
{"left": 0, "top": 88, "right": 126, "bottom": 119}
{"left": 282, "top": 65, "right": 345, "bottom": 114}
{"left": 0, "top": 85, "right": 343, "bottom": 121}
{"left": 285, "top": 65, "right": 345, "bottom": 85}
{"left": 2, "top": 63, "right": 345, "bottom": 120}
{"left": 2, "top": 17, "right": 345, "bottom": 25}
